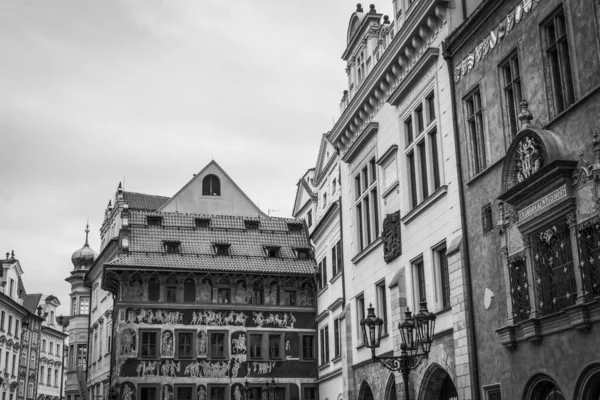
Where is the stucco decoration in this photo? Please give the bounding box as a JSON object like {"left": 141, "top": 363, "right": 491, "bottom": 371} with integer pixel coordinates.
{"left": 234, "top": 280, "right": 250, "bottom": 303}
{"left": 136, "top": 361, "right": 159, "bottom": 377}
{"left": 197, "top": 331, "right": 207, "bottom": 357}
{"left": 159, "top": 360, "right": 180, "bottom": 377}
{"left": 484, "top": 288, "right": 495, "bottom": 310}
{"left": 454, "top": 0, "right": 537, "bottom": 83}
{"left": 121, "top": 383, "right": 135, "bottom": 400}
{"left": 382, "top": 211, "right": 401, "bottom": 263}
{"left": 161, "top": 331, "right": 174, "bottom": 357}
{"left": 198, "top": 279, "right": 212, "bottom": 303}
{"left": 252, "top": 312, "right": 296, "bottom": 328}
{"left": 250, "top": 361, "right": 275, "bottom": 375}
{"left": 233, "top": 385, "right": 244, "bottom": 400}
{"left": 123, "top": 275, "right": 143, "bottom": 301}
{"left": 500, "top": 128, "right": 568, "bottom": 193}
{"left": 119, "top": 329, "right": 136, "bottom": 357}
{"left": 265, "top": 282, "right": 279, "bottom": 305}
{"left": 197, "top": 386, "right": 206, "bottom": 400}
{"left": 191, "top": 310, "right": 248, "bottom": 326}
{"left": 516, "top": 137, "right": 543, "bottom": 183}
{"left": 162, "top": 385, "right": 173, "bottom": 400}
{"left": 183, "top": 360, "right": 229, "bottom": 378}
{"left": 127, "top": 309, "right": 183, "bottom": 325}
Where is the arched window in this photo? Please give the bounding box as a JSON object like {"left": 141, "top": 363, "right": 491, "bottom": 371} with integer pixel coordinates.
{"left": 253, "top": 281, "right": 264, "bottom": 305}
{"left": 184, "top": 278, "right": 196, "bottom": 302}
{"left": 148, "top": 277, "right": 160, "bottom": 302}
{"left": 166, "top": 277, "right": 178, "bottom": 302}
{"left": 202, "top": 174, "right": 221, "bottom": 196}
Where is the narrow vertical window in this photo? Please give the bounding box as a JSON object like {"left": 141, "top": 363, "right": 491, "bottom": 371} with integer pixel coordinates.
{"left": 543, "top": 8, "right": 574, "bottom": 114}
{"left": 500, "top": 51, "right": 522, "bottom": 135}
{"left": 418, "top": 141, "right": 429, "bottom": 199}
{"left": 333, "top": 318, "right": 341, "bottom": 358}
{"left": 376, "top": 281, "right": 388, "bottom": 334}
{"left": 465, "top": 89, "right": 487, "bottom": 174}
{"left": 429, "top": 129, "right": 440, "bottom": 190}
{"left": 405, "top": 116, "right": 413, "bottom": 146}
{"left": 408, "top": 151, "right": 417, "bottom": 208}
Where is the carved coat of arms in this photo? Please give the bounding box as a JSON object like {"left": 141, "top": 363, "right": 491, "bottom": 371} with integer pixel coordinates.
{"left": 382, "top": 211, "right": 401, "bottom": 263}
{"left": 516, "top": 137, "right": 542, "bottom": 182}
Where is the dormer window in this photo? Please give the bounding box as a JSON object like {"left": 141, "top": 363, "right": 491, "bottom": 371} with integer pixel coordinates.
{"left": 202, "top": 174, "right": 221, "bottom": 196}
{"left": 295, "top": 248, "right": 310, "bottom": 260}
{"left": 195, "top": 218, "right": 210, "bottom": 228}
{"left": 147, "top": 216, "right": 163, "bottom": 226}
{"left": 245, "top": 220, "right": 260, "bottom": 230}
{"left": 264, "top": 246, "right": 281, "bottom": 258}
{"left": 164, "top": 241, "right": 181, "bottom": 254}
{"left": 214, "top": 244, "right": 231, "bottom": 256}
{"left": 288, "top": 223, "right": 303, "bottom": 232}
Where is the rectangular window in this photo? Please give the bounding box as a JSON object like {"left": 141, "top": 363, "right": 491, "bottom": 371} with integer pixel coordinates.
{"left": 413, "top": 259, "right": 427, "bottom": 305}
{"left": 331, "top": 245, "right": 338, "bottom": 277}
{"left": 9, "top": 279, "right": 14, "bottom": 298}
{"left": 427, "top": 92, "right": 436, "bottom": 123}
{"left": 0, "top": 311, "right": 4, "bottom": 330}
{"left": 54, "top": 370, "right": 58, "bottom": 386}
{"left": 319, "top": 326, "right": 329, "bottom": 365}
{"left": 107, "top": 323, "right": 112, "bottom": 353}
{"left": 408, "top": 151, "right": 418, "bottom": 208}
{"left": 418, "top": 140, "right": 429, "bottom": 199}
{"left": 405, "top": 116, "right": 413, "bottom": 145}
{"left": 79, "top": 297, "right": 90, "bottom": 314}
{"left": 140, "top": 331, "right": 158, "bottom": 358}
{"left": 356, "top": 294, "right": 365, "bottom": 344}
{"left": 333, "top": 318, "right": 341, "bottom": 358}
{"left": 303, "top": 387, "right": 318, "bottom": 400}
{"left": 176, "top": 386, "right": 194, "bottom": 400}
{"left": 268, "top": 335, "right": 281, "bottom": 359}
{"left": 249, "top": 334, "right": 262, "bottom": 359}
{"left": 336, "top": 241, "right": 343, "bottom": 273}
{"left": 41, "top": 367, "right": 45, "bottom": 385}
{"left": 318, "top": 258, "right": 328, "bottom": 289}
{"left": 164, "top": 241, "right": 181, "bottom": 254}
{"left": 435, "top": 245, "right": 451, "bottom": 309}
{"left": 208, "top": 386, "right": 226, "bottom": 400}
{"left": 7, "top": 317, "right": 11, "bottom": 336}
{"left": 43, "top": 339, "right": 46, "bottom": 352}
{"left": 376, "top": 281, "right": 388, "bottom": 335}
{"left": 166, "top": 283, "right": 178, "bottom": 302}
{"left": 500, "top": 51, "right": 522, "bottom": 136}
{"left": 355, "top": 157, "right": 380, "bottom": 252}
{"left": 209, "top": 332, "right": 227, "bottom": 359}
{"left": 283, "top": 290, "right": 296, "bottom": 306}
{"left": 72, "top": 298, "right": 77, "bottom": 316}
{"left": 307, "top": 210, "right": 313, "bottom": 227}
{"left": 482, "top": 203, "right": 493, "bottom": 234}
{"left": 485, "top": 386, "right": 502, "bottom": 400}
{"left": 140, "top": 388, "right": 158, "bottom": 400}
{"left": 429, "top": 129, "right": 440, "bottom": 190}
{"left": 177, "top": 332, "right": 194, "bottom": 359}
{"left": 465, "top": 88, "right": 486, "bottom": 175}
{"left": 77, "top": 345, "right": 87, "bottom": 366}
{"left": 11, "top": 354, "right": 15, "bottom": 375}
{"left": 301, "top": 335, "right": 316, "bottom": 360}
{"left": 14, "top": 320, "right": 19, "bottom": 339}
{"left": 542, "top": 8, "right": 574, "bottom": 114}
{"left": 47, "top": 367, "right": 52, "bottom": 386}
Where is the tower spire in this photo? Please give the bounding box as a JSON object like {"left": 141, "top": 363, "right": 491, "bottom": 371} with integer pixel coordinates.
{"left": 85, "top": 221, "right": 90, "bottom": 246}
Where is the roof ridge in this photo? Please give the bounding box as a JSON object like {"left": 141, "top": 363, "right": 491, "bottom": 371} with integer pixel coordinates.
{"left": 123, "top": 190, "right": 169, "bottom": 199}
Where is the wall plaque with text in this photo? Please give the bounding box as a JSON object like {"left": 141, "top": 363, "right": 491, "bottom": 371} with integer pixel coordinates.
{"left": 518, "top": 185, "right": 567, "bottom": 220}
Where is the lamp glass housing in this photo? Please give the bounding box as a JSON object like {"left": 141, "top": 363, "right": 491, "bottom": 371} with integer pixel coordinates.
{"left": 398, "top": 308, "right": 416, "bottom": 351}
{"left": 361, "top": 304, "right": 383, "bottom": 349}
{"left": 414, "top": 300, "right": 436, "bottom": 354}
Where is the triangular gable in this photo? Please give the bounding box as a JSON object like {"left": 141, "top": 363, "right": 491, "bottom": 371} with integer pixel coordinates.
{"left": 314, "top": 134, "right": 337, "bottom": 183}
{"left": 292, "top": 169, "right": 316, "bottom": 218}
{"left": 158, "top": 160, "right": 266, "bottom": 217}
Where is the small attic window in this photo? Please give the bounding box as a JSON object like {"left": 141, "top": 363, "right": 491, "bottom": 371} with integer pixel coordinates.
{"left": 214, "top": 244, "right": 230, "bottom": 256}
{"left": 264, "top": 246, "right": 281, "bottom": 258}
{"left": 147, "top": 216, "right": 163, "bottom": 226}
{"left": 288, "top": 223, "right": 303, "bottom": 232}
{"left": 202, "top": 174, "right": 221, "bottom": 196}
{"left": 195, "top": 218, "right": 211, "bottom": 228}
{"left": 295, "top": 248, "right": 310, "bottom": 259}
{"left": 164, "top": 241, "right": 181, "bottom": 254}
{"left": 245, "top": 220, "right": 260, "bottom": 230}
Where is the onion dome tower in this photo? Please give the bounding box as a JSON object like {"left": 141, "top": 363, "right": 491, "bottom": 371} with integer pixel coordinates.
{"left": 71, "top": 223, "right": 98, "bottom": 270}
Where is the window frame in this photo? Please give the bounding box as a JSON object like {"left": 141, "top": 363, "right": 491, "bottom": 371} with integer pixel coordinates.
{"left": 356, "top": 293, "right": 366, "bottom": 345}
{"left": 464, "top": 85, "right": 487, "bottom": 176}
{"left": 499, "top": 49, "right": 522, "bottom": 136}
{"left": 333, "top": 318, "right": 341, "bottom": 359}
{"left": 174, "top": 384, "right": 196, "bottom": 400}
{"left": 207, "top": 384, "right": 228, "bottom": 400}
{"left": 139, "top": 329, "right": 160, "bottom": 360}
{"left": 412, "top": 257, "right": 427, "bottom": 308}
{"left": 175, "top": 330, "right": 195, "bottom": 359}
{"left": 319, "top": 325, "right": 330, "bottom": 366}
{"left": 301, "top": 384, "right": 318, "bottom": 400}
{"left": 403, "top": 89, "right": 441, "bottom": 209}
{"left": 137, "top": 384, "right": 160, "bottom": 400}
{"left": 376, "top": 280, "right": 388, "bottom": 335}
{"left": 299, "top": 333, "right": 316, "bottom": 361}
{"left": 354, "top": 156, "right": 380, "bottom": 252}
{"left": 433, "top": 242, "right": 451, "bottom": 311}
{"left": 208, "top": 331, "right": 228, "bottom": 360}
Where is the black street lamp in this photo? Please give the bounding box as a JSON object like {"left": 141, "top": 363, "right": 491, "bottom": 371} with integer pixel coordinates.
{"left": 360, "top": 300, "right": 436, "bottom": 400}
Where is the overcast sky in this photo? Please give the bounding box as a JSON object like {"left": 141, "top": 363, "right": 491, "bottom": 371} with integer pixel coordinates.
{"left": 0, "top": 0, "right": 394, "bottom": 315}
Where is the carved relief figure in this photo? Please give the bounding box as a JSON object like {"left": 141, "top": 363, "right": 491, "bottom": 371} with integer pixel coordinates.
{"left": 162, "top": 385, "right": 173, "bottom": 400}
{"left": 234, "top": 280, "right": 249, "bottom": 303}
{"left": 120, "top": 329, "right": 136, "bottom": 356}
{"left": 197, "top": 331, "right": 207, "bottom": 357}
{"left": 299, "top": 283, "right": 314, "bottom": 306}
{"left": 232, "top": 333, "right": 246, "bottom": 354}
{"left": 234, "top": 386, "right": 243, "bottom": 400}
{"left": 122, "top": 384, "right": 134, "bottom": 400}
{"left": 382, "top": 211, "right": 401, "bottom": 263}
{"left": 252, "top": 361, "right": 275, "bottom": 375}
{"left": 161, "top": 331, "right": 174, "bottom": 357}
{"left": 199, "top": 279, "right": 212, "bottom": 303}
{"left": 198, "top": 386, "right": 206, "bottom": 400}
{"left": 516, "top": 136, "right": 542, "bottom": 182}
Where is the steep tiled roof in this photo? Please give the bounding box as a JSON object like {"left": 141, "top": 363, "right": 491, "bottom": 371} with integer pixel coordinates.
{"left": 107, "top": 211, "right": 315, "bottom": 276}
{"left": 123, "top": 191, "right": 170, "bottom": 211}
{"left": 22, "top": 293, "right": 42, "bottom": 314}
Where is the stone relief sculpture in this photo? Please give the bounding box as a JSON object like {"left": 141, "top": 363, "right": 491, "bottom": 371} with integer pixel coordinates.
{"left": 158, "top": 360, "right": 180, "bottom": 377}
{"left": 190, "top": 310, "right": 248, "bottom": 326}
{"left": 382, "top": 211, "right": 402, "bottom": 263}
{"left": 232, "top": 333, "right": 246, "bottom": 354}
{"left": 122, "top": 384, "right": 134, "bottom": 400}
{"left": 516, "top": 136, "right": 542, "bottom": 182}
{"left": 251, "top": 361, "right": 275, "bottom": 375}
{"left": 234, "top": 386, "right": 243, "bottom": 400}
{"left": 197, "top": 386, "right": 206, "bottom": 400}
{"left": 161, "top": 331, "right": 174, "bottom": 357}
{"left": 119, "top": 329, "right": 136, "bottom": 356}
{"left": 197, "top": 331, "right": 207, "bottom": 357}
{"left": 136, "top": 361, "right": 159, "bottom": 377}
{"left": 252, "top": 312, "right": 296, "bottom": 328}
{"left": 183, "top": 360, "right": 229, "bottom": 378}
{"left": 162, "top": 385, "right": 173, "bottom": 400}
{"left": 126, "top": 309, "right": 183, "bottom": 325}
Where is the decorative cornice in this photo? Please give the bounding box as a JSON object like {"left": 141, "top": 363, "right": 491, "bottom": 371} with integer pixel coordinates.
{"left": 342, "top": 123, "right": 379, "bottom": 163}
{"left": 387, "top": 47, "right": 439, "bottom": 107}
{"left": 376, "top": 145, "right": 398, "bottom": 166}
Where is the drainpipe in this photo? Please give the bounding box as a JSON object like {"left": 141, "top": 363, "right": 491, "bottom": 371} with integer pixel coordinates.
{"left": 442, "top": 40, "right": 481, "bottom": 400}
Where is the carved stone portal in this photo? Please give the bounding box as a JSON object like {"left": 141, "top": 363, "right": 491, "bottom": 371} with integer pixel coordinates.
{"left": 382, "top": 211, "right": 401, "bottom": 263}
